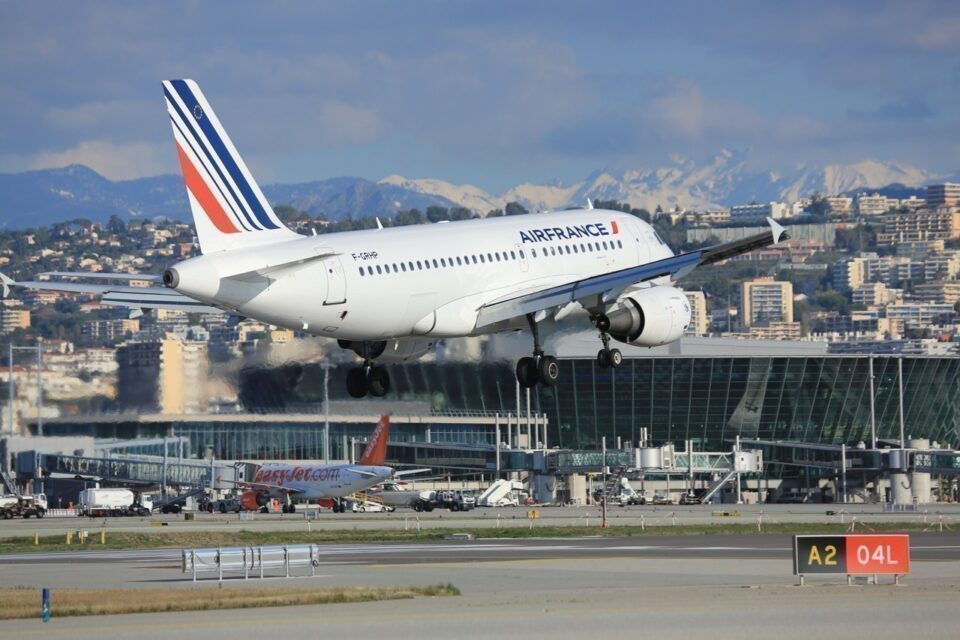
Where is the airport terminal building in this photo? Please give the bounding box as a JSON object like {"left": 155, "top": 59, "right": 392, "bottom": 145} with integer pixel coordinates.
{"left": 30, "top": 337, "right": 960, "bottom": 464}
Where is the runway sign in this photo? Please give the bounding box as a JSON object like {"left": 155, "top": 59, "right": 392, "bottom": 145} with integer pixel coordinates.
{"left": 793, "top": 534, "right": 910, "bottom": 575}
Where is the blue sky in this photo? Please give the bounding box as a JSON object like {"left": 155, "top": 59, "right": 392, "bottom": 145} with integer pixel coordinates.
{"left": 1, "top": 1, "right": 959, "bottom": 191}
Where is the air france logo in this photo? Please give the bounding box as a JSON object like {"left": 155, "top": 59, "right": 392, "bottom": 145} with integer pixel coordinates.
{"left": 520, "top": 221, "right": 619, "bottom": 243}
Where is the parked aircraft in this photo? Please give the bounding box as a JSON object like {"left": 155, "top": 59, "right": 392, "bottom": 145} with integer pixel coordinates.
{"left": 239, "top": 415, "right": 393, "bottom": 512}
{"left": 1, "top": 79, "right": 787, "bottom": 398}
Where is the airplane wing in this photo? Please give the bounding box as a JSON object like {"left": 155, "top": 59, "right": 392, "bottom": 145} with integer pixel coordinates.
{"left": 229, "top": 479, "right": 305, "bottom": 493}
{"left": 0, "top": 272, "right": 224, "bottom": 315}
{"left": 475, "top": 217, "right": 788, "bottom": 329}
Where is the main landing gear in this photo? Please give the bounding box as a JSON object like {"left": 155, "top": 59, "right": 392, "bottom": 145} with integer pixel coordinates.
{"left": 340, "top": 340, "right": 391, "bottom": 399}
{"left": 593, "top": 313, "right": 623, "bottom": 370}
{"left": 515, "top": 314, "right": 561, "bottom": 389}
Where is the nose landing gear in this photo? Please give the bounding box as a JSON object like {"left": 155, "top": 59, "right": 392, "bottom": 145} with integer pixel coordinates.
{"left": 515, "top": 314, "right": 561, "bottom": 388}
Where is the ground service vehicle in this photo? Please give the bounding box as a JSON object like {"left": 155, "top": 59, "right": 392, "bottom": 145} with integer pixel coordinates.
{"left": 413, "top": 491, "right": 474, "bottom": 512}
{"left": 79, "top": 488, "right": 151, "bottom": 517}
{"left": 0, "top": 495, "right": 46, "bottom": 519}
{"left": 206, "top": 498, "right": 242, "bottom": 513}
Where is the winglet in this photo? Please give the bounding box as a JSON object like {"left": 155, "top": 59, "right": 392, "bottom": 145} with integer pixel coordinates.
{"left": 586, "top": 198, "right": 594, "bottom": 210}
{"left": 0, "top": 272, "right": 14, "bottom": 298}
{"left": 766, "top": 217, "right": 788, "bottom": 244}
{"left": 376, "top": 217, "right": 384, "bottom": 230}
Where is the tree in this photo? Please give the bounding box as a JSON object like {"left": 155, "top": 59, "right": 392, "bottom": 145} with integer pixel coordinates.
{"left": 504, "top": 202, "right": 528, "bottom": 216}
{"left": 107, "top": 215, "right": 126, "bottom": 234}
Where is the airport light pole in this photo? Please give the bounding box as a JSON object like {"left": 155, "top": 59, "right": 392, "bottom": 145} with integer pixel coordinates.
{"left": 321, "top": 362, "right": 332, "bottom": 463}
{"left": 601, "top": 436, "right": 607, "bottom": 529}
{"left": 897, "top": 357, "right": 905, "bottom": 450}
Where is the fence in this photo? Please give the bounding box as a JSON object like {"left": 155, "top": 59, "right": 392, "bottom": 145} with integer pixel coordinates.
{"left": 181, "top": 544, "right": 321, "bottom": 582}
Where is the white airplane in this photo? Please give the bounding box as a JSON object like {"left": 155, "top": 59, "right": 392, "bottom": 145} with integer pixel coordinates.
{"left": 239, "top": 414, "right": 394, "bottom": 512}
{"left": 1, "top": 79, "right": 788, "bottom": 398}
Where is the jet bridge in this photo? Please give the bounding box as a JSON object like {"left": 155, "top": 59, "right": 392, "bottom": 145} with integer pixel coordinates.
{"left": 15, "top": 451, "right": 253, "bottom": 490}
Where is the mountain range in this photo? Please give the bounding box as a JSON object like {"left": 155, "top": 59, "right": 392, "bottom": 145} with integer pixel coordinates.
{"left": 0, "top": 150, "right": 953, "bottom": 229}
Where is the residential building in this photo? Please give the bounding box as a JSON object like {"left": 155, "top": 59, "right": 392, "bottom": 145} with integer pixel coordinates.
{"left": 82, "top": 318, "right": 141, "bottom": 342}
{"left": 925, "top": 183, "right": 960, "bottom": 208}
{"left": 831, "top": 257, "right": 869, "bottom": 292}
{"left": 741, "top": 278, "right": 793, "bottom": 328}
{"left": 856, "top": 193, "right": 898, "bottom": 216}
{"left": 878, "top": 208, "right": 960, "bottom": 245}
{"left": 885, "top": 303, "right": 956, "bottom": 327}
{"left": 746, "top": 321, "right": 802, "bottom": 340}
{"left": 913, "top": 281, "right": 960, "bottom": 305}
{"left": 683, "top": 290, "right": 708, "bottom": 336}
{"left": 729, "top": 202, "right": 788, "bottom": 222}
{"left": 0, "top": 309, "right": 30, "bottom": 333}
{"left": 116, "top": 336, "right": 209, "bottom": 414}
{"left": 825, "top": 196, "right": 854, "bottom": 216}
{"left": 853, "top": 283, "right": 902, "bottom": 307}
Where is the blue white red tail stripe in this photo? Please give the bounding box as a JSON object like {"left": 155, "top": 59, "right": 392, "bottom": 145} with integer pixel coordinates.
{"left": 162, "top": 79, "right": 298, "bottom": 254}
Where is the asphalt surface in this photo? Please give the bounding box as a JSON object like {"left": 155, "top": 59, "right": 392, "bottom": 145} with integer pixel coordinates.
{"left": 2, "top": 532, "right": 959, "bottom": 567}
{"left": 1, "top": 532, "right": 959, "bottom": 639}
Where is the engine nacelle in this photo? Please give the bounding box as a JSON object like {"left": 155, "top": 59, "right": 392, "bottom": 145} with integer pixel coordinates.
{"left": 606, "top": 286, "right": 691, "bottom": 347}
{"left": 240, "top": 491, "right": 270, "bottom": 511}
{"left": 338, "top": 339, "right": 435, "bottom": 363}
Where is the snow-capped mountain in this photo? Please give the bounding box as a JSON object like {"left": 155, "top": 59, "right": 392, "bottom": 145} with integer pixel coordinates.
{"left": 0, "top": 152, "right": 947, "bottom": 229}
{"left": 379, "top": 151, "right": 941, "bottom": 214}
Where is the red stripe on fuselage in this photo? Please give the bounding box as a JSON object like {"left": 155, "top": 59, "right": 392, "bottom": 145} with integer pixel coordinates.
{"left": 611, "top": 220, "right": 619, "bottom": 234}
{"left": 175, "top": 143, "right": 239, "bottom": 233}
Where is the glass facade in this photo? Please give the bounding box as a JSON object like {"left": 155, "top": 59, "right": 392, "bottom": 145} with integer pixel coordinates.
{"left": 292, "top": 356, "right": 959, "bottom": 451}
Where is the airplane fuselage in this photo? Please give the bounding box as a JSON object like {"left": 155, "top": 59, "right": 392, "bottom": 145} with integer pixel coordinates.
{"left": 253, "top": 463, "right": 394, "bottom": 500}
{"left": 169, "top": 209, "right": 674, "bottom": 341}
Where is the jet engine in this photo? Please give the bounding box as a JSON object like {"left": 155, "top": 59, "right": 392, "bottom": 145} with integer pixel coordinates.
{"left": 240, "top": 491, "right": 270, "bottom": 511}
{"left": 605, "top": 286, "right": 691, "bottom": 347}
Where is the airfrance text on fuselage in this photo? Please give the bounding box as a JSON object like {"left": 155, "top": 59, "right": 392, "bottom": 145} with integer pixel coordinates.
{"left": 519, "top": 221, "right": 618, "bottom": 244}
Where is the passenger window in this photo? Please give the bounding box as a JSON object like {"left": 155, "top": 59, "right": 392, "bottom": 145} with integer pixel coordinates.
{"left": 417, "top": 261, "right": 423, "bottom": 270}
{"left": 572, "top": 245, "right": 578, "bottom": 254}
{"left": 392, "top": 263, "right": 398, "bottom": 272}
{"left": 408, "top": 261, "right": 414, "bottom": 271}
{"left": 401, "top": 263, "right": 407, "bottom": 272}
{"left": 487, "top": 253, "right": 493, "bottom": 262}
{"left": 433, "top": 259, "right": 439, "bottom": 268}
{"left": 359, "top": 268, "right": 365, "bottom": 276}
{"left": 519, "top": 250, "right": 525, "bottom": 259}
{"left": 618, "top": 240, "right": 623, "bottom": 249}
{"left": 510, "top": 251, "right": 517, "bottom": 260}
{"left": 580, "top": 243, "right": 586, "bottom": 252}
{"left": 531, "top": 248, "right": 538, "bottom": 258}
{"left": 495, "top": 253, "right": 501, "bottom": 262}
{"left": 376, "top": 265, "right": 382, "bottom": 274}
{"left": 471, "top": 255, "right": 478, "bottom": 264}
{"left": 565, "top": 246, "right": 571, "bottom": 254}
{"left": 602, "top": 241, "right": 608, "bottom": 250}
{"left": 441, "top": 258, "right": 447, "bottom": 267}
{"left": 479, "top": 254, "right": 486, "bottom": 263}
{"left": 456, "top": 257, "right": 462, "bottom": 266}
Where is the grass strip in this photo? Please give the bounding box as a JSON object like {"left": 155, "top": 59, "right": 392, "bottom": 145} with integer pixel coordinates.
{"left": 0, "top": 584, "right": 459, "bottom": 619}
{"left": 0, "top": 521, "right": 940, "bottom": 554}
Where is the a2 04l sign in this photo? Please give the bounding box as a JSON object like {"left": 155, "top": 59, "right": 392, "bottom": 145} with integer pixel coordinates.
{"left": 793, "top": 534, "right": 910, "bottom": 575}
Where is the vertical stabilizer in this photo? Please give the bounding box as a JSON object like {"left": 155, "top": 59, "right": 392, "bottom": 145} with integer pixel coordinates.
{"left": 162, "top": 79, "right": 299, "bottom": 253}
{"left": 358, "top": 415, "right": 391, "bottom": 465}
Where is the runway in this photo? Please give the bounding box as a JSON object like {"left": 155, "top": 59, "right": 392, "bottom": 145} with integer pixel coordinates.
{"left": 1, "top": 532, "right": 958, "bottom": 639}
{"left": 2, "top": 532, "right": 960, "bottom": 567}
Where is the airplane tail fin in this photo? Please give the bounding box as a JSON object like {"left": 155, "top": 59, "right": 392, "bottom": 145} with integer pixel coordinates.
{"left": 358, "top": 415, "right": 391, "bottom": 465}
{"left": 162, "top": 79, "right": 299, "bottom": 254}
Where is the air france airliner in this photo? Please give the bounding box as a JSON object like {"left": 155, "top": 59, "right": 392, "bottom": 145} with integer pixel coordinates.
{"left": 2, "top": 79, "right": 787, "bottom": 398}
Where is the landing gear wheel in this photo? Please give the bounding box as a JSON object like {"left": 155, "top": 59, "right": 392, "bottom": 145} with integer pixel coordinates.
{"left": 608, "top": 348, "right": 623, "bottom": 369}
{"left": 597, "top": 349, "right": 610, "bottom": 369}
{"left": 346, "top": 368, "right": 369, "bottom": 398}
{"left": 516, "top": 357, "right": 539, "bottom": 388}
{"left": 367, "top": 366, "right": 390, "bottom": 397}
{"left": 538, "top": 355, "right": 560, "bottom": 387}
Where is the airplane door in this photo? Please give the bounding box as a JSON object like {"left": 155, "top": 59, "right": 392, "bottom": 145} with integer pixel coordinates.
{"left": 515, "top": 243, "right": 529, "bottom": 272}
{"left": 323, "top": 256, "right": 346, "bottom": 305}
